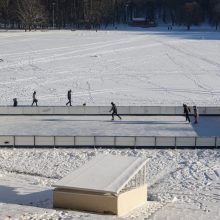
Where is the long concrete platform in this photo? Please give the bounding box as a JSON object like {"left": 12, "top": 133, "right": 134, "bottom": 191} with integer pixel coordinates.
{"left": 0, "top": 115, "right": 220, "bottom": 136}
{"left": 0, "top": 115, "right": 220, "bottom": 148}
{"left": 0, "top": 106, "right": 220, "bottom": 115}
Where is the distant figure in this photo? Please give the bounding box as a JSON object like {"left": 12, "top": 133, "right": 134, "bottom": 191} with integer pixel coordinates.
{"left": 31, "top": 91, "right": 38, "bottom": 106}
{"left": 193, "top": 106, "right": 199, "bottom": 124}
{"left": 66, "top": 90, "right": 72, "bottom": 106}
{"left": 83, "top": 103, "right": 86, "bottom": 106}
{"left": 13, "top": 98, "right": 17, "bottom": 107}
{"left": 183, "top": 103, "right": 190, "bottom": 123}
{"left": 168, "top": 25, "right": 172, "bottom": 30}
{"left": 109, "top": 102, "right": 121, "bottom": 120}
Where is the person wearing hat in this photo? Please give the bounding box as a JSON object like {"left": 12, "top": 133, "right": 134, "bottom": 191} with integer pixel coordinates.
{"left": 109, "top": 102, "right": 121, "bottom": 120}
{"left": 31, "top": 91, "right": 38, "bottom": 106}
{"left": 193, "top": 105, "right": 199, "bottom": 124}
{"left": 66, "top": 90, "right": 72, "bottom": 106}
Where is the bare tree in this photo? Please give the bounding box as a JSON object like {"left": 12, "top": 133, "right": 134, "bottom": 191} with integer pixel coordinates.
{"left": 1, "top": 0, "right": 220, "bottom": 30}
{"left": 178, "top": 1, "right": 202, "bottom": 30}
{"left": 210, "top": 0, "right": 220, "bottom": 30}
{"left": 0, "top": 0, "right": 10, "bottom": 28}
{"left": 213, "top": 3, "right": 220, "bottom": 29}
{"left": 17, "top": 0, "right": 47, "bottom": 31}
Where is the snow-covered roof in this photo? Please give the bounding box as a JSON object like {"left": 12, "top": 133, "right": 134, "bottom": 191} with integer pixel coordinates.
{"left": 53, "top": 154, "right": 147, "bottom": 194}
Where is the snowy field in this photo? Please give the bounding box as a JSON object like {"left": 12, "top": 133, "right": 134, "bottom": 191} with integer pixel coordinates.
{"left": 0, "top": 148, "right": 220, "bottom": 220}
{"left": 0, "top": 27, "right": 220, "bottom": 106}
{"left": 1, "top": 27, "right": 220, "bottom": 219}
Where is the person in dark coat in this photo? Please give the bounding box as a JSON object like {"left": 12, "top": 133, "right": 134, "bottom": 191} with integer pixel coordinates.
{"left": 66, "top": 90, "right": 72, "bottom": 106}
{"left": 31, "top": 91, "right": 38, "bottom": 106}
{"left": 109, "top": 102, "right": 122, "bottom": 120}
{"left": 13, "top": 98, "right": 17, "bottom": 107}
{"left": 183, "top": 103, "right": 190, "bottom": 123}
{"left": 193, "top": 106, "right": 199, "bottom": 124}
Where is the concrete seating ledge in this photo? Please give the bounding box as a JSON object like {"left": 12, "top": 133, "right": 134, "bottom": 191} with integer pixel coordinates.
{"left": 0, "top": 106, "right": 220, "bottom": 115}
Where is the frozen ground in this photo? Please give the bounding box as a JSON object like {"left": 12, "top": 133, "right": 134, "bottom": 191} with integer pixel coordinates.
{"left": 0, "top": 148, "right": 219, "bottom": 220}
{"left": 1, "top": 27, "right": 220, "bottom": 219}
{"left": 0, "top": 28, "right": 220, "bottom": 106}
{"left": 0, "top": 115, "right": 220, "bottom": 136}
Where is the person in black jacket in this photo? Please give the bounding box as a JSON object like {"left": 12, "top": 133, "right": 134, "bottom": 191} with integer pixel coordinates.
{"left": 13, "top": 98, "right": 17, "bottom": 107}
{"left": 109, "top": 102, "right": 122, "bottom": 120}
{"left": 31, "top": 91, "right": 38, "bottom": 106}
{"left": 183, "top": 103, "right": 190, "bottom": 123}
{"left": 66, "top": 90, "right": 72, "bottom": 106}
{"left": 193, "top": 106, "right": 199, "bottom": 124}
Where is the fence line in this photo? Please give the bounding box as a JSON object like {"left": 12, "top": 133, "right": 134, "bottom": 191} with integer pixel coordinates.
{"left": 0, "top": 135, "right": 219, "bottom": 148}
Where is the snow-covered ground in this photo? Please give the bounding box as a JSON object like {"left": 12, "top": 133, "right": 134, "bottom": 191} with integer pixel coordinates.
{"left": 0, "top": 28, "right": 220, "bottom": 106}
{"left": 0, "top": 148, "right": 219, "bottom": 219}
{"left": 1, "top": 27, "right": 220, "bottom": 219}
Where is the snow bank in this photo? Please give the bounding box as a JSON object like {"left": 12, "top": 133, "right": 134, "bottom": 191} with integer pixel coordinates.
{"left": 0, "top": 148, "right": 219, "bottom": 219}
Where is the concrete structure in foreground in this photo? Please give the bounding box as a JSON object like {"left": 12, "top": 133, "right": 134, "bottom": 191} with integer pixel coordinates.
{"left": 53, "top": 154, "right": 147, "bottom": 216}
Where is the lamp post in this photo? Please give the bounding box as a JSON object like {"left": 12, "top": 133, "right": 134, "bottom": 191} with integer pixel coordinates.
{"left": 52, "top": 2, "right": 55, "bottom": 29}
{"left": 125, "top": 3, "right": 129, "bottom": 24}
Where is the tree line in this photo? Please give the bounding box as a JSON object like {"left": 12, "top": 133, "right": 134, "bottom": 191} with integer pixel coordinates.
{"left": 0, "top": 0, "right": 220, "bottom": 31}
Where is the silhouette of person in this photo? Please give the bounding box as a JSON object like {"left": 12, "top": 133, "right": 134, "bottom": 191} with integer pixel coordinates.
{"left": 13, "top": 98, "right": 17, "bottom": 107}
{"left": 193, "top": 106, "right": 199, "bottom": 124}
{"left": 109, "top": 102, "right": 122, "bottom": 120}
{"left": 66, "top": 90, "right": 72, "bottom": 106}
{"left": 31, "top": 91, "right": 38, "bottom": 106}
{"left": 183, "top": 103, "right": 190, "bottom": 123}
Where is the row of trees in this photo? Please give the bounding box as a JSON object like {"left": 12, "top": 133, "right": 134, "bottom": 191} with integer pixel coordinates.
{"left": 0, "top": 0, "right": 220, "bottom": 30}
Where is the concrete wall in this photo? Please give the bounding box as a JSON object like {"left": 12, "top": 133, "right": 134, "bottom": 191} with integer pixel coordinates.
{"left": 0, "top": 135, "right": 219, "bottom": 148}
{"left": 53, "top": 185, "right": 147, "bottom": 216}
{"left": 118, "top": 185, "right": 147, "bottom": 216}
{"left": 1, "top": 106, "right": 220, "bottom": 115}
{"left": 53, "top": 189, "right": 118, "bottom": 215}
{"left": 0, "top": 136, "right": 14, "bottom": 146}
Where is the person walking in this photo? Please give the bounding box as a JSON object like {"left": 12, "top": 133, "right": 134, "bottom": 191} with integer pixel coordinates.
{"left": 66, "top": 90, "right": 72, "bottom": 106}
{"left": 183, "top": 103, "right": 190, "bottom": 123}
{"left": 193, "top": 106, "right": 199, "bottom": 124}
{"left": 109, "top": 102, "right": 122, "bottom": 120}
{"left": 31, "top": 91, "right": 38, "bottom": 106}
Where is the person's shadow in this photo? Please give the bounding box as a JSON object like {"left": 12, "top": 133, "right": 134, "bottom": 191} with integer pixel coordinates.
{"left": 191, "top": 116, "right": 220, "bottom": 136}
